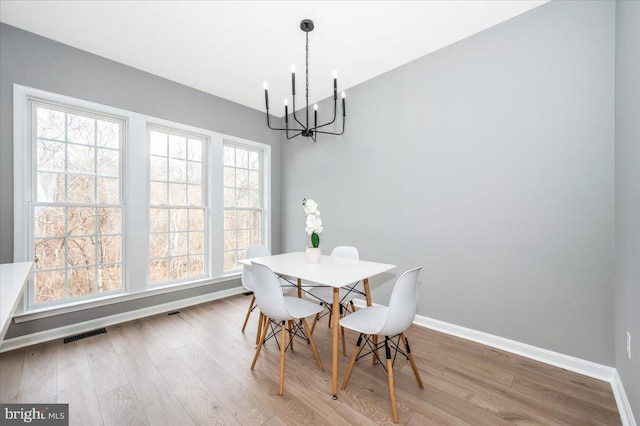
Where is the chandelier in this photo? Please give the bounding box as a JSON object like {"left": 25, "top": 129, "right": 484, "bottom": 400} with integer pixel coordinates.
{"left": 263, "top": 19, "right": 346, "bottom": 142}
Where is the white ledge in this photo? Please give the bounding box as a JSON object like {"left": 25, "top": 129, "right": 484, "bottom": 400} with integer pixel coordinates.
{"left": 14, "top": 273, "right": 241, "bottom": 323}
{"left": 0, "top": 262, "right": 33, "bottom": 342}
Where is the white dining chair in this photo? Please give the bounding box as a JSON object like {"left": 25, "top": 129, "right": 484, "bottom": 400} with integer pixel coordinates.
{"left": 250, "top": 263, "right": 324, "bottom": 396}
{"left": 339, "top": 266, "right": 424, "bottom": 424}
{"left": 306, "top": 246, "right": 363, "bottom": 355}
{"left": 241, "top": 245, "right": 296, "bottom": 343}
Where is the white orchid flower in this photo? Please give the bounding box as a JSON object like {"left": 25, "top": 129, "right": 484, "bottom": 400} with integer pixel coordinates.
{"left": 303, "top": 198, "right": 323, "bottom": 246}
{"left": 304, "top": 199, "right": 318, "bottom": 215}
{"left": 306, "top": 215, "right": 322, "bottom": 230}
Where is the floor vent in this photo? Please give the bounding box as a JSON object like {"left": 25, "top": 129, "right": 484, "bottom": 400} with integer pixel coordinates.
{"left": 63, "top": 328, "right": 106, "bottom": 344}
{"left": 168, "top": 311, "right": 180, "bottom": 316}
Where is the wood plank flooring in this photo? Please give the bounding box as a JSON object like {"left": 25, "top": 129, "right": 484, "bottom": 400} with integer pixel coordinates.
{"left": 0, "top": 294, "right": 622, "bottom": 425}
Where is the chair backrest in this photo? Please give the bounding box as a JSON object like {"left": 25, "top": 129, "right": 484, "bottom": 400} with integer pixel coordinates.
{"left": 331, "top": 246, "right": 362, "bottom": 295}
{"left": 252, "top": 263, "right": 291, "bottom": 322}
{"left": 378, "top": 266, "right": 423, "bottom": 336}
{"left": 241, "top": 245, "right": 271, "bottom": 291}
{"left": 331, "top": 246, "right": 359, "bottom": 260}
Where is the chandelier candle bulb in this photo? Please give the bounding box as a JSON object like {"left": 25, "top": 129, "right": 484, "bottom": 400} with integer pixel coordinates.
{"left": 284, "top": 98, "right": 288, "bottom": 122}
{"left": 314, "top": 103, "right": 318, "bottom": 127}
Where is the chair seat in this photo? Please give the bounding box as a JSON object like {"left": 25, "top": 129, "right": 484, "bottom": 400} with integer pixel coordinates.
{"left": 339, "top": 305, "right": 389, "bottom": 335}
{"left": 307, "top": 285, "right": 360, "bottom": 305}
{"left": 281, "top": 296, "right": 324, "bottom": 321}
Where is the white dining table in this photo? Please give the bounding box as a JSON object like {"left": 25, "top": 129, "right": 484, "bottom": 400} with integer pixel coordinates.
{"left": 239, "top": 251, "right": 395, "bottom": 399}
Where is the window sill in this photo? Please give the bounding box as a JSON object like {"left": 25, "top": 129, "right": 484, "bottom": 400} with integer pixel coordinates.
{"left": 14, "top": 273, "right": 242, "bottom": 323}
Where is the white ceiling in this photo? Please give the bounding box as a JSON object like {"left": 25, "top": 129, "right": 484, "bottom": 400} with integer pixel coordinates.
{"left": 0, "top": 1, "right": 547, "bottom": 117}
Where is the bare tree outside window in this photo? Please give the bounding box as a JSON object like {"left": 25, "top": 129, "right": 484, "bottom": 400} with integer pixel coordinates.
{"left": 32, "top": 105, "right": 123, "bottom": 304}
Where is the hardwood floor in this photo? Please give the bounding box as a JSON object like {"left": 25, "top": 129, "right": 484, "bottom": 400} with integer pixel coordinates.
{"left": 0, "top": 294, "right": 621, "bottom": 425}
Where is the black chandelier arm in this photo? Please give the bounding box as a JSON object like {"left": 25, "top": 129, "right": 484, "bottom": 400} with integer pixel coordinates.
{"left": 265, "top": 112, "right": 287, "bottom": 131}
{"left": 285, "top": 111, "right": 306, "bottom": 140}
{"left": 311, "top": 99, "right": 338, "bottom": 131}
{"left": 315, "top": 118, "right": 345, "bottom": 136}
{"left": 265, "top": 111, "right": 292, "bottom": 131}
{"left": 291, "top": 96, "right": 307, "bottom": 130}
{"left": 265, "top": 111, "right": 307, "bottom": 132}
{"left": 286, "top": 131, "right": 303, "bottom": 140}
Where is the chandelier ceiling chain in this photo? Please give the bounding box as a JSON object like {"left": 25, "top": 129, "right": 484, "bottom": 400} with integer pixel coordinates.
{"left": 263, "top": 19, "right": 346, "bottom": 142}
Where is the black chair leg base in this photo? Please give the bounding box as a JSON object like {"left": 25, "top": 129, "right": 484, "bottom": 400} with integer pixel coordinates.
{"left": 332, "top": 394, "right": 338, "bottom": 400}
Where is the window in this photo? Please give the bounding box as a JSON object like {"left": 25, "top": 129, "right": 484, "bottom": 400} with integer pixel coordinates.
{"left": 15, "top": 85, "right": 270, "bottom": 314}
{"left": 148, "top": 127, "right": 207, "bottom": 284}
{"left": 31, "top": 102, "right": 124, "bottom": 305}
{"left": 223, "top": 143, "right": 264, "bottom": 272}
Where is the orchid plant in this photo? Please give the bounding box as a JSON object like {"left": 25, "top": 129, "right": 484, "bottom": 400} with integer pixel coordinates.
{"left": 303, "top": 198, "right": 323, "bottom": 248}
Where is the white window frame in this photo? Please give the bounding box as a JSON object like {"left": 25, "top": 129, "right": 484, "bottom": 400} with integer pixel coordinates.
{"left": 26, "top": 99, "right": 127, "bottom": 307}
{"left": 13, "top": 84, "right": 271, "bottom": 318}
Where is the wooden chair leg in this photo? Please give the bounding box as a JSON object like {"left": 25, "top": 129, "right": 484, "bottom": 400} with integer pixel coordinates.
{"left": 310, "top": 307, "right": 321, "bottom": 335}
{"left": 340, "top": 305, "right": 346, "bottom": 356}
{"left": 242, "top": 295, "right": 255, "bottom": 332}
{"left": 341, "top": 333, "right": 363, "bottom": 390}
{"left": 301, "top": 318, "right": 323, "bottom": 371}
{"left": 350, "top": 300, "right": 357, "bottom": 312}
{"left": 278, "top": 321, "right": 287, "bottom": 396}
{"left": 401, "top": 333, "right": 424, "bottom": 389}
{"left": 255, "top": 312, "right": 263, "bottom": 345}
{"left": 372, "top": 335, "right": 380, "bottom": 365}
{"left": 385, "top": 337, "right": 398, "bottom": 423}
{"left": 251, "top": 315, "right": 270, "bottom": 369}
{"left": 288, "top": 320, "right": 294, "bottom": 351}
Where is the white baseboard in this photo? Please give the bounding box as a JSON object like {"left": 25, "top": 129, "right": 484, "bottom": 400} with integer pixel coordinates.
{"left": 612, "top": 370, "right": 638, "bottom": 426}
{"left": 353, "top": 298, "right": 635, "bottom": 425}
{"left": 0, "top": 286, "right": 246, "bottom": 353}
{"left": 412, "top": 314, "right": 616, "bottom": 381}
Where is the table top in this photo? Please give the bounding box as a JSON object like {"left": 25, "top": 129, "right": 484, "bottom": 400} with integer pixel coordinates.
{"left": 1, "top": 262, "right": 33, "bottom": 343}
{"left": 239, "top": 252, "right": 395, "bottom": 288}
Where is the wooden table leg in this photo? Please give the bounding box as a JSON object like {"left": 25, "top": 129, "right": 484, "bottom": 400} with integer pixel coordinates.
{"left": 363, "top": 278, "right": 372, "bottom": 306}
{"left": 332, "top": 286, "right": 339, "bottom": 399}
{"left": 297, "top": 278, "right": 302, "bottom": 298}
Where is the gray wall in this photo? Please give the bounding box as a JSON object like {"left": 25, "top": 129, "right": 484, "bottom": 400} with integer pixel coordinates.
{"left": 281, "top": 0, "right": 616, "bottom": 365}
{"left": 0, "top": 23, "right": 281, "bottom": 337}
{"left": 615, "top": 0, "right": 640, "bottom": 417}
